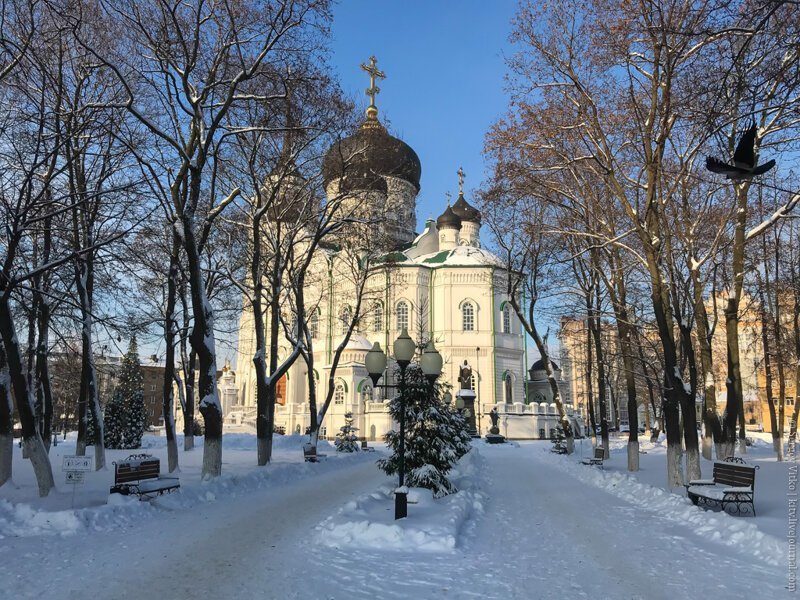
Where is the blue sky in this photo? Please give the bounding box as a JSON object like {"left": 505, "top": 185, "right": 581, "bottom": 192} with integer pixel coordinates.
{"left": 328, "top": 0, "right": 517, "bottom": 229}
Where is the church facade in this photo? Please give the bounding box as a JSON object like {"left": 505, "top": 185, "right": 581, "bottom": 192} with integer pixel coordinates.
{"left": 235, "top": 58, "right": 579, "bottom": 441}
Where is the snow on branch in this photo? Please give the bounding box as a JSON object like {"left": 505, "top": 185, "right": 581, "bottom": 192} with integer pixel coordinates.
{"left": 746, "top": 191, "right": 799, "bottom": 241}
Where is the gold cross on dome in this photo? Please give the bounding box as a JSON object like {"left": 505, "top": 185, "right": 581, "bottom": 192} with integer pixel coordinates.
{"left": 457, "top": 166, "right": 466, "bottom": 194}
{"left": 360, "top": 56, "right": 385, "bottom": 109}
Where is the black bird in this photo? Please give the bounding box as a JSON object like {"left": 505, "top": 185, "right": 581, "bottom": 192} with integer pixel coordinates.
{"left": 706, "top": 122, "right": 776, "bottom": 180}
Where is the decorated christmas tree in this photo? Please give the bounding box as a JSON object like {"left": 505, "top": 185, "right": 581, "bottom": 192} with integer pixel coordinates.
{"left": 334, "top": 412, "right": 360, "bottom": 452}
{"left": 378, "top": 364, "right": 471, "bottom": 498}
{"left": 103, "top": 337, "right": 146, "bottom": 449}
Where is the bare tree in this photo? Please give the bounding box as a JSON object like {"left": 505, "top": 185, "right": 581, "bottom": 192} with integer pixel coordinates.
{"left": 481, "top": 189, "right": 576, "bottom": 454}
{"left": 80, "top": 0, "right": 334, "bottom": 477}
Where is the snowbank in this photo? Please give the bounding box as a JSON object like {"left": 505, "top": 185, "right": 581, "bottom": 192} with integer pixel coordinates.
{"left": 0, "top": 433, "right": 375, "bottom": 539}
{"left": 316, "top": 449, "right": 485, "bottom": 552}
{"left": 541, "top": 446, "right": 785, "bottom": 567}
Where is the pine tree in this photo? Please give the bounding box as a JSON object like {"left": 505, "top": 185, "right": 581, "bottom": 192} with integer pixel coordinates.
{"left": 550, "top": 422, "right": 568, "bottom": 454}
{"left": 86, "top": 406, "right": 100, "bottom": 446}
{"left": 103, "top": 337, "right": 146, "bottom": 450}
{"left": 378, "top": 365, "right": 471, "bottom": 498}
{"left": 103, "top": 389, "right": 125, "bottom": 449}
{"left": 335, "top": 412, "right": 360, "bottom": 452}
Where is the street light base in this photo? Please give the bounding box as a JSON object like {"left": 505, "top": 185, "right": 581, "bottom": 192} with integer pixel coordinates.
{"left": 395, "top": 491, "right": 408, "bottom": 520}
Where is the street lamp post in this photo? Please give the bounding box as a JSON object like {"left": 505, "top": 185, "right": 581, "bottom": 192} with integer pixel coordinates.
{"left": 365, "top": 330, "right": 442, "bottom": 520}
{"left": 421, "top": 340, "right": 444, "bottom": 394}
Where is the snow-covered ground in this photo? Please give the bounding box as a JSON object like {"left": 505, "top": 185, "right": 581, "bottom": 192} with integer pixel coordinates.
{"left": 0, "top": 433, "right": 794, "bottom": 599}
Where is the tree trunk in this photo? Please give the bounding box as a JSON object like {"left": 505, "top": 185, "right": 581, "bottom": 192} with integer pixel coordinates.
{"left": 600, "top": 250, "right": 640, "bottom": 471}
{"left": 183, "top": 213, "right": 222, "bottom": 479}
{"left": 35, "top": 300, "right": 54, "bottom": 453}
{"left": 678, "top": 323, "right": 701, "bottom": 481}
{"left": 691, "top": 267, "right": 721, "bottom": 460}
{"left": 0, "top": 296, "right": 54, "bottom": 496}
{"left": 0, "top": 343, "right": 13, "bottom": 487}
{"left": 73, "top": 257, "right": 105, "bottom": 470}
{"left": 163, "top": 233, "right": 180, "bottom": 473}
{"left": 723, "top": 183, "right": 751, "bottom": 457}
{"left": 183, "top": 349, "right": 196, "bottom": 451}
{"left": 585, "top": 313, "right": 597, "bottom": 448}
{"left": 590, "top": 288, "right": 609, "bottom": 458}
{"left": 523, "top": 305, "right": 574, "bottom": 454}
{"left": 645, "top": 255, "right": 687, "bottom": 487}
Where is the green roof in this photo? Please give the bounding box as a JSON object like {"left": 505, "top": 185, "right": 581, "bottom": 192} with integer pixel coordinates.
{"left": 422, "top": 250, "right": 451, "bottom": 264}
{"left": 375, "top": 251, "right": 408, "bottom": 264}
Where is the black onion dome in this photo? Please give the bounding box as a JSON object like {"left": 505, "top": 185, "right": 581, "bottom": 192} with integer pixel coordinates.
{"left": 530, "top": 358, "right": 560, "bottom": 373}
{"left": 322, "top": 120, "right": 421, "bottom": 192}
{"left": 338, "top": 171, "right": 388, "bottom": 194}
{"left": 451, "top": 192, "right": 481, "bottom": 224}
{"left": 436, "top": 204, "right": 462, "bottom": 230}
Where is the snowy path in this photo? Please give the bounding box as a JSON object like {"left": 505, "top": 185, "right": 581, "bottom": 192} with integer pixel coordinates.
{"left": 1, "top": 459, "right": 384, "bottom": 600}
{"left": 308, "top": 444, "right": 787, "bottom": 599}
{"left": 3, "top": 443, "right": 788, "bottom": 599}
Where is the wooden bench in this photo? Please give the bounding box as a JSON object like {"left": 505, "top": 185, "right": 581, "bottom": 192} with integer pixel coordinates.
{"left": 360, "top": 440, "right": 375, "bottom": 452}
{"left": 581, "top": 447, "right": 605, "bottom": 467}
{"left": 110, "top": 454, "right": 180, "bottom": 500}
{"left": 686, "top": 461, "right": 757, "bottom": 516}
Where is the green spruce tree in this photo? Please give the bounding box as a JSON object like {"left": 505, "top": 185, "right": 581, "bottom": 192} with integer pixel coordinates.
{"left": 104, "top": 337, "right": 146, "bottom": 449}
{"left": 103, "top": 389, "right": 125, "bottom": 449}
{"left": 550, "top": 422, "right": 568, "bottom": 454}
{"left": 335, "top": 412, "right": 360, "bottom": 452}
{"left": 86, "top": 406, "right": 100, "bottom": 446}
{"left": 378, "top": 364, "right": 471, "bottom": 498}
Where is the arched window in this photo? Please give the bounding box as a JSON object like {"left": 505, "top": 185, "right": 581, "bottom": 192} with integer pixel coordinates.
{"left": 334, "top": 383, "right": 345, "bottom": 405}
{"left": 504, "top": 372, "right": 513, "bottom": 404}
{"left": 310, "top": 312, "right": 319, "bottom": 339}
{"left": 462, "top": 302, "right": 475, "bottom": 331}
{"left": 339, "top": 306, "right": 352, "bottom": 335}
{"left": 502, "top": 304, "right": 511, "bottom": 334}
{"left": 362, "top": 386, "right": 373, "bottom": 404}
{"left": 373, "top": 303, "right": 383, "bottom": 332}
{"left": 396, "top": 301, "right": 409, "bottom": 331}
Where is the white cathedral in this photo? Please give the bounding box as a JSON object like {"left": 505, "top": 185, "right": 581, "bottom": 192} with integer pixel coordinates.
{"left": 235, "top": 59, "right": 580, "bottom": 441}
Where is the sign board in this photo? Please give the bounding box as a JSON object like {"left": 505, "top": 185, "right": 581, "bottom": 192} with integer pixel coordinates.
{"left": 65, "top": 471, "right": 85, "bottom": 484}
{"left": 62, "top": 455, "right": 93, "bottom": 472}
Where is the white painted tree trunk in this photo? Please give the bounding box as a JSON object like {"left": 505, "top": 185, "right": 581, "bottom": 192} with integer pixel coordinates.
{"left": 685, "top": 446, "right": 701, "bottom": 482}
{"left": 714, "top": 443, "right": 724, "bottom": 461}
{"left": 721, "top": 441, "right": 735, "bottom": 460}
{"left": 739, "top": 437, "right": 748, "bottom": 455}
{"left": 202, "top": 436, "right": 222, "bottom": 480}
{"left": 25, "top": 435, "right": 54, "bottom": 497}
{"left": 627, "top": 441, "right": 639, "bottom": 472}
{"left": 774, "top": 438, "right": 784, "bottom": 461}
{"left": 310, "top": 428, "right": 319, "bottom": 451}
{"left": 565, "top": 435, "right": 574, "bottom": 455}
{"left": 701, "top": 435, "right": 712, "bottom": 460}
{"left": 667, "top": 444, "right": 683, "bottom": 488}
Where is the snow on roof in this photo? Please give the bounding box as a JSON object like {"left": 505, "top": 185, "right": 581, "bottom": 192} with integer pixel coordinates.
{"left": 387, "top": 245, "right": 504, "bottom": 268}
{"left": 344, "top": 334, "right": 374, "bottom": 351}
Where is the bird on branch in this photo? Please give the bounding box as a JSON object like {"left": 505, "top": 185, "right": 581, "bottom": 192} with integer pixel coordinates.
{"left": 706, "top": 122, "right": 776, "bottom": 180}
